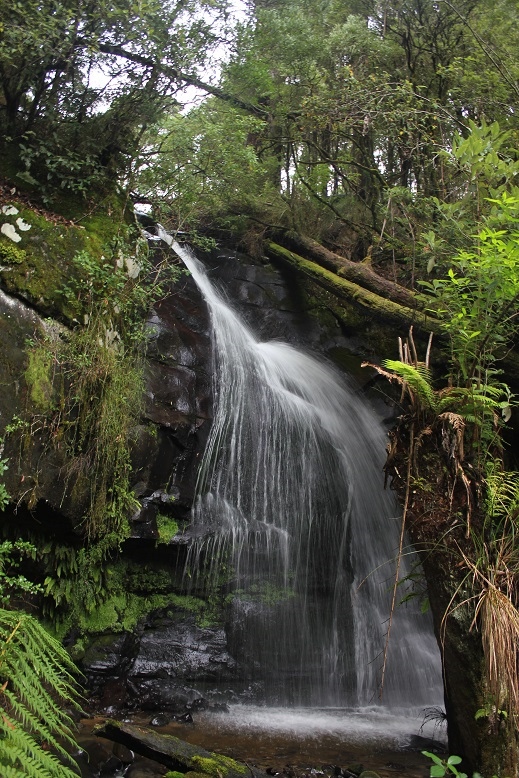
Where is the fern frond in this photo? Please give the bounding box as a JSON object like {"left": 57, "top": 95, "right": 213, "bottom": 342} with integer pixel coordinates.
{"left": 0, "top": 609, "right": 81, "bottom": 777}
{"left": 16, "top": 616, "right": 80, "bottom": 683}
{"left": 0, "top": 725, "right": 77, "bottom": 777}
{"left": 437, "top": 412, "right": 466, "bottom": 463}
{"left": 437, "top": 411, "right": 465, "bottom": 432}
{"left": 2, "top": 690, "right": 76, "bottom": 759}
{"left": 437, "top": 387, "right": 502, "bottom": 423}
{"left": 1, "top": 767, "right": 33, "bottom": 778}
{"left": 383, "top": 359, "right": 437, "bottom": 410}
{"left": 485, "top": 464, "right": 519, "bottom": 524}
{"left": 6, "top": 654, "right": 70, "bottom": 725}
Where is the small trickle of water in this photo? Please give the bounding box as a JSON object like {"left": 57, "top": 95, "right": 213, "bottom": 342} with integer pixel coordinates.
{"left": 159, "top": 231, "right": 442, "bottom": 708}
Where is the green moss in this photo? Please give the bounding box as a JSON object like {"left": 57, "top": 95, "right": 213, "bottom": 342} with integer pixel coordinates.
{"left": 266, "top": 241, "right": 440, "bottom": 332}
{"left": 75, "top": 581, "right": 210, "bottom": 636}
{"left": 146, "top": 592, "right": 207, "bottom": 617}
{"left": 165, "top": 772, "right": 186, "bottom": 778}
{"left": 0, "top": 237, "right": 26, "bottom": 265}
{"left": 156, "top": 513, "right": 179, "bottom": 545}
{"left": 0, "top": 200, "right": 137, "bottom": 321}
{"left": 0, "top": 208, "right": 85, "bottom": 318}
{"left": 190, "top": 754, "right": 246, "bottom": 776}
{"left": 125, "top": 563, "right": 174, "bottom": 593}
{"left": 78, "top": 590, "right": 150, "bottom": 634}
{"left": 232, "top": 581, "right": 295, "bottom": 606}
{"left": 24, "top": 344, "right": 54, "bottom": 410}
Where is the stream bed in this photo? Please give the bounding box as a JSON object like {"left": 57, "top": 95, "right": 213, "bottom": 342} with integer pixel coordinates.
{"left": 78, "top": 706, "right": 446, "bottom": 778}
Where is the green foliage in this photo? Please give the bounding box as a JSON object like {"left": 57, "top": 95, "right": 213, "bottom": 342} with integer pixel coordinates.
{"left": 133, "top": 102, "right": 275, "bottom": 234}
{"left": 156, "top": 513, "right": 179, "bottom": 545}
{"left": 42, "top": 534, "right": 130, "bottom": 627}
{"left": 0, "top": 609, "right": 82, "bottom": 777}
{"left": 18, "top": 133, "right": 104, "bottom": 203}
{"left": 383, "top": 360, "right": 437, "bottom": 411}
{"left": 423, "top": 752, "right": 467, "bottom": 778}
{"left": 64, "top": 324, "right": 142, "bottom": 540}
{"left": 423, "top": 751, "right": 502, "bottom": 778}
{"left": 0, "top": 0, "right": 231, "bottom": 197}
{"left": 421, "top": 194, "right": 519, "bottom": 385}
{"left": 41, "top": 548, "right": 211, "bottom": 638}
{"left": 374, "top": 358, "right": 509, "bottom": 469}
{"left": 485, "top": 463, "right": 519, "bottom": 529}
{"left": 0, "top": 541, "right": 42, "bottom": 605}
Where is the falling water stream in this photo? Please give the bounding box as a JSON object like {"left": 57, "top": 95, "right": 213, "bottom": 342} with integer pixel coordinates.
{"left": 158, "top": 232, "right": 442, "bottom": 740}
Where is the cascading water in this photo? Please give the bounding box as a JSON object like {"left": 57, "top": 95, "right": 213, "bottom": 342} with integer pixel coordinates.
{"left": 159, "top": 230, "right": 442, "bottom": 710}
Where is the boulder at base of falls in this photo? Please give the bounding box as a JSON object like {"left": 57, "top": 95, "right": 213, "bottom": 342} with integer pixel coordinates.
{"left": 95, "top": 720, "right": 267, "bottom": 778}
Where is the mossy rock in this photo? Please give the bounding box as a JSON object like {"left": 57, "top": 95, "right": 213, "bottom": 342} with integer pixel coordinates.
{"left": 0, "top": 198, "right": 136, "bottom": 321}
{"left": 184, "top": 772, "right": 212, "bottom": 778}
{"left": 0, "top": 236, "right": 26, "bottom": 264}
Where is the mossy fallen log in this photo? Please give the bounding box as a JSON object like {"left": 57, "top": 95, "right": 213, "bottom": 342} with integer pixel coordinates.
{"left": 95, "top": 720, "right": 267, "bottom": 778}
{"left": 274, "top": 231, "right": 420, "bottom": 310}
{"left": 265, "top": 241, "right": 441, "bottom": 336}
{"left": 265, "top": 241, "right": 519, "bottom": 387}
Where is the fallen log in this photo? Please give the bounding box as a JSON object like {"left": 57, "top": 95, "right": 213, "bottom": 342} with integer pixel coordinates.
{"left": 274, "top": 231, "right": 421, "bottom": 310}
{"left": 95, "top": 720, "right": 267, "bottom": 778}
{"left": 265, "top": 242, "right": 442, "bottom": 335}
{"left": 265, "top": 241, "right": 519, "bottom": 386}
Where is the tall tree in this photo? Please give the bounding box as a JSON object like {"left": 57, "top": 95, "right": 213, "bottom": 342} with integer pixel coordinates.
{"left": 0, "top": 0, "right": 232, "bottom": 192}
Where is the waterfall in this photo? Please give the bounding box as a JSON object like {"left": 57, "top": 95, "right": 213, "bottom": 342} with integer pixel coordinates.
{"left": 159, "top": 231, "right": 442, "bottom": 709}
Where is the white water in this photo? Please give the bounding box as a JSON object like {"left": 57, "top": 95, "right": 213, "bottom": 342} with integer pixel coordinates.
{"left": 159, "top": 231, "right": 442, "bottom": 709}
{"left": 195, "top": 704, "right": 446, "bottom": 749}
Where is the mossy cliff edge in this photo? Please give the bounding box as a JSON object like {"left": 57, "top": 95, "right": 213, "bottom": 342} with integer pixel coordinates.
{"left": 0, "top": 188, "right": 219, "bottom": 711}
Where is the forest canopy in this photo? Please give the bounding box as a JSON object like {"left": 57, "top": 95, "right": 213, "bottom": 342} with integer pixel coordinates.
{"left": 1, "top": 0, "right": 518, "bottom": 254}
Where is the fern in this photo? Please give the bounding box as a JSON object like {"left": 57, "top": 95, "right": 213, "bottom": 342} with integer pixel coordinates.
{"left": 485, "top": 463, "right": 519, "bottom": 526}
{"left": 0, "top": 610, "right": 81, "bottom": 777}
{"left": 382, "top": 359, "right": 437, "bottom": 411}
{"left": 437, "top": 386, "right": 501, "bottom": 418}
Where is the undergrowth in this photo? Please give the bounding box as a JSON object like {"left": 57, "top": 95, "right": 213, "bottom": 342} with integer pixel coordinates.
{"left": 18, "top": 224, "right": 180, "bottom": 623}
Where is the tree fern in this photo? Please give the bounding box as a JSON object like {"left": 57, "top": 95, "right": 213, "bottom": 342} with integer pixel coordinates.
{"left": 0, "top": 610, "right": 81, "bottom": 777}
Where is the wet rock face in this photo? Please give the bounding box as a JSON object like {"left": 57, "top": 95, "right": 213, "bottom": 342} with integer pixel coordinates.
{"left": 83, "top": 613, "right": 239, "bottom": 713}
{"left": 129, "top": 260, "right": 213, "bottom": 533}
{"left": 201, "top": 249, "right": 343, "bottom": 352}
{"left": 126, "top": 617, "right": 237, "bottom": 710}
